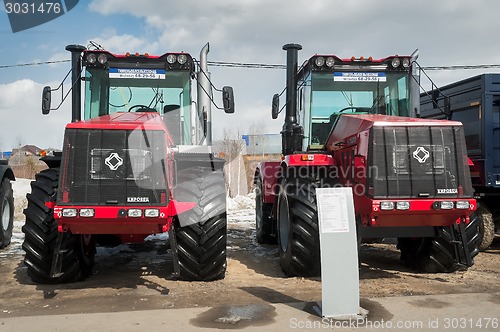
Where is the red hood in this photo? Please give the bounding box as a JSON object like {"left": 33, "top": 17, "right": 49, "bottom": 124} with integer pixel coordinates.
{"left": 327, "top": 114, "right": 464, "bottom": 148}
{"left": 65, "top": 112, "right": 165, "bottom": 131}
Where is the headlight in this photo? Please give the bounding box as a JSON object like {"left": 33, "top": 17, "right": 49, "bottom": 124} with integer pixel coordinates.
{"left": 177, "top": 54, "right": 188, "bottom": 65}
{"left": 396, "top": 201, "right": 410, "bottom": 210}
{"left": 380, "top": 201, "right": 394, "bottom": 210}
{"left": 440, "top": 201, "right": 454, "bottom": 210}
{"left": 402, "top": 58, "right": 410, "bottom": 68}
{"left": 144, "top": 209, "right": 160, "bottom": 218}
{"left": 128, "top": 209, "right": 143, "bottom": 218}
{"left": 391, "top": 57, "right": 401, "bottom": 68}
{"left": 62, "top": 208, "right": 78, "bottom": 217}
{"left": 456, "top": 201, "right": 470, "bottom": 209}
{"left": 79, "top": 208, "right": 95, "bottom": 217}
{"left": 166, "top": 54, "right": 177, "bottom": 64}
{"left": 97, "top": 53, "right": 108, "bottom": 65}
{"left": 315, "top": 56, "right": 325, "bottom": 67}
{"left": 86, "top": 53, "right": 96, "bottom": 64}
{"left": 325, "top": 57, "right": 335, "bottom": 67}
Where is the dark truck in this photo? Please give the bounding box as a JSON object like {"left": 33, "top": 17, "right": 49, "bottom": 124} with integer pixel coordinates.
{"left": 420, "top": 73, "right": 500, "bottom": 250}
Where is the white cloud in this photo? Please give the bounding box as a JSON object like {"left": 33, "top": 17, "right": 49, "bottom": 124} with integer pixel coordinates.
{"left": 89, "top": 28, "right": 153, "bottom": 54}
{"left": 0, "top": 79, "right": 69, "bottom": 150}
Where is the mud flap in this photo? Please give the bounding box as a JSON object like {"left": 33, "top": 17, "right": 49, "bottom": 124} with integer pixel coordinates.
{"left": 457, "top": 221, "right": 473, "bottom": 267}
{"left": 449, "top": 221, "right": 473, "bottom": 269}
{"left": 168, "top": 225, "right": 180, "bottom": 277}
{"left": 50, "top": 232, "right": 65, "bottom": 278}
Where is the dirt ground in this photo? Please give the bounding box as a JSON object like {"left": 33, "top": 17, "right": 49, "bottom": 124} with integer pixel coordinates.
{"left": 0, "top": 192, "right": 499, "bottom": 319}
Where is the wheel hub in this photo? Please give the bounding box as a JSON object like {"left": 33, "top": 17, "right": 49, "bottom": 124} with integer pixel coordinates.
{"left": 2, "top": 198, "right": 10, "bottom": 231}
{"left": 278, "top": 194, "right": 290, "bottom": 253}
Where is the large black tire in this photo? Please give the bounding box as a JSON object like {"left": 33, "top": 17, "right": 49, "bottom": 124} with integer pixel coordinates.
{"left": 255, "top": 177, "right": 276, "bottom": 244}
{"left": 0, "top": 178, "right": 14, "bottom": 249}
{"left": 22, "top": 168, "right": 95, "bottom": 284}
{"left": 398, "top": 220, "right": 480, "bottom": 273}
{"left": 173, "top": 166, "right": 227, "bottom": 281}
{"left": 473, "top": 206, "right": 495, "bottom": 251}
{"left": 277, "top": 177, "right": 320, "bottom": 277}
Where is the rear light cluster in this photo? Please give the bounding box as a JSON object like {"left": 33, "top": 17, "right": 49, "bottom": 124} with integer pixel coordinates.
{"left": 378, "top": 200, "right": 472, "bottom": 211}
{"left": 433, "top": 201, "right": 471, "bottom": 210}
{"left": 380, "top": 201, "right": 411, "bottom": 211}
{"left": 61, "top": 208, "right": 161, "bottom": 218}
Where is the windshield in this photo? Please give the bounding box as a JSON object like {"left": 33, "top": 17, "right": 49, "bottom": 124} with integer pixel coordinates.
{"left": 309, "top": 71, "right": 410, "bottom": 145}
{"left": 84, "top": 67, "right": 192, "bottom": 145}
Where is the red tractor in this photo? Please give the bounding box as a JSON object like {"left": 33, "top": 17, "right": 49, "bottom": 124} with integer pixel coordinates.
{"left": 255, "top": 44, "right": 480, "bottom": 276}
{"left": 22, "top": 43, "right": 234, "bottom": 283}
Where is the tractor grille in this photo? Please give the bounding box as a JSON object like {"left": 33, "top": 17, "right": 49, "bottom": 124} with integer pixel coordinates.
{"left": 367, "top": 126, "right": 473, "bottom": 198}
{"left": 58, "top": 129, "right": 168, "bottom": 205}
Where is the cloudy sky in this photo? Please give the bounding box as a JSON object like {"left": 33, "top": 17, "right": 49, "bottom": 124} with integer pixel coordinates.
{"left": 1, "top": 0, "right": 500, "bottom": 150}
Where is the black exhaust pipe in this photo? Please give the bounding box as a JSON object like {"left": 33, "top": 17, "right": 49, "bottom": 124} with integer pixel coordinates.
{"left": 281, "top": 43, "right": 303, "bottom": 155}
{"left": 66, "top": 44, "right": 86, "bottom": 123}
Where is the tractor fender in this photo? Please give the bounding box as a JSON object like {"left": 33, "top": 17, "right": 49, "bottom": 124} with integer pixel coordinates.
{"left": 255, "top": 161, "right": 280, "bottom": 204}
{"left": 0, "top": 164, "right": 15, "bottom": 181}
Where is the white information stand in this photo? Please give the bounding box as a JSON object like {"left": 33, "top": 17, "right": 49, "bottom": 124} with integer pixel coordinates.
{"left": 315, "top": 187, "right": 367, "bottom": 319}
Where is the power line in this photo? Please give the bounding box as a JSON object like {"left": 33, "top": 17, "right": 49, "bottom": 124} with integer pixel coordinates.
{"left": 207, "top": 61, "right": 286, "bottom": 69}
{"left": 0, "top": 59, "right": 70, "bottom": 69}
{"left": 2, "top": 59, "right": 500, "bottom": 71}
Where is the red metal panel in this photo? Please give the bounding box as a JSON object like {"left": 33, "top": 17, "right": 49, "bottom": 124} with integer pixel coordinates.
{"left": 65, "top": 112, "right": 166, "bottom": 131}
{"left": 326, "top": 114, "right": 463, "bottom": 150}
{"left": 284, "top": 153, "right": 335, "bottom": 166}
{"left": 53, "top": 199, "right": 195, "bottom": 234}
{"left": 354, "top": 195, "right": 476, "bottom": 227}
{"left": 257, "top": 161, "right": 281, "bottom": 204}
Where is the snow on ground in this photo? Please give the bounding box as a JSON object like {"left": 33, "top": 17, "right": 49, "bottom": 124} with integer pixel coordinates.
{"left": 227, "top": 191, "right": 256, "bottom": 227}
{"left": 0, "top": 178, "right": 32, "bottom": 257}
{"left": 2, "top": 178, "right": 266, "bottom": 259}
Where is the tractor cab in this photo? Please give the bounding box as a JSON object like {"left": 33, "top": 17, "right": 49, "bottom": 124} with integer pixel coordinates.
{"left": 43, "top": 44, "right": 234, "bottom": 147}
{"left": 294, "top": 55, "right": 419, "bottom": 150}
{"left": 82, "top": 51, "right": 194, "bottom": 145}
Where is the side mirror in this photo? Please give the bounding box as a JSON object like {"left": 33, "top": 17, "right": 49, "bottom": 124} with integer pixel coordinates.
{"left": 271, "top": 93, "right": 279, "bottom": 119}
{"left": 222, "top": 86, "right": 235, "bottom": 114}
{"left": 42, "top": 86, "right": 52, "bottom": 115}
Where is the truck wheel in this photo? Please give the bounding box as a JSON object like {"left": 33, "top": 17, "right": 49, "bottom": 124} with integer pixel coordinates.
{"left": 398, "top": 221, "right": 480, "bottom": 273}
{"left": 277, "top": 177, "right": 320, "bottom": 277}
{"left": 472, "top": 206, "right": 495, "bottom": 251}
{"left": 255, "top": 177, "right": 276, "bottom": 244}
{"left": 174, "top": 166, "right": 227, "bottom": 281}
{"left": 0, "top": 178, "right": 14, "bottom": 249}
{"left": 22, "top": 168, "right": 95, "bottom": 284}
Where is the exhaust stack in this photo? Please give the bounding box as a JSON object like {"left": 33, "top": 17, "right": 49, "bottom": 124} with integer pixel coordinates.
{"left": 197, "top": 42, "right": 212, "bottom": 145}
{"left": 281, "top": 43, "right": 303, "bottom": 155}
{"left": 66, "top": 44, "right": 86, "bottom": 123}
